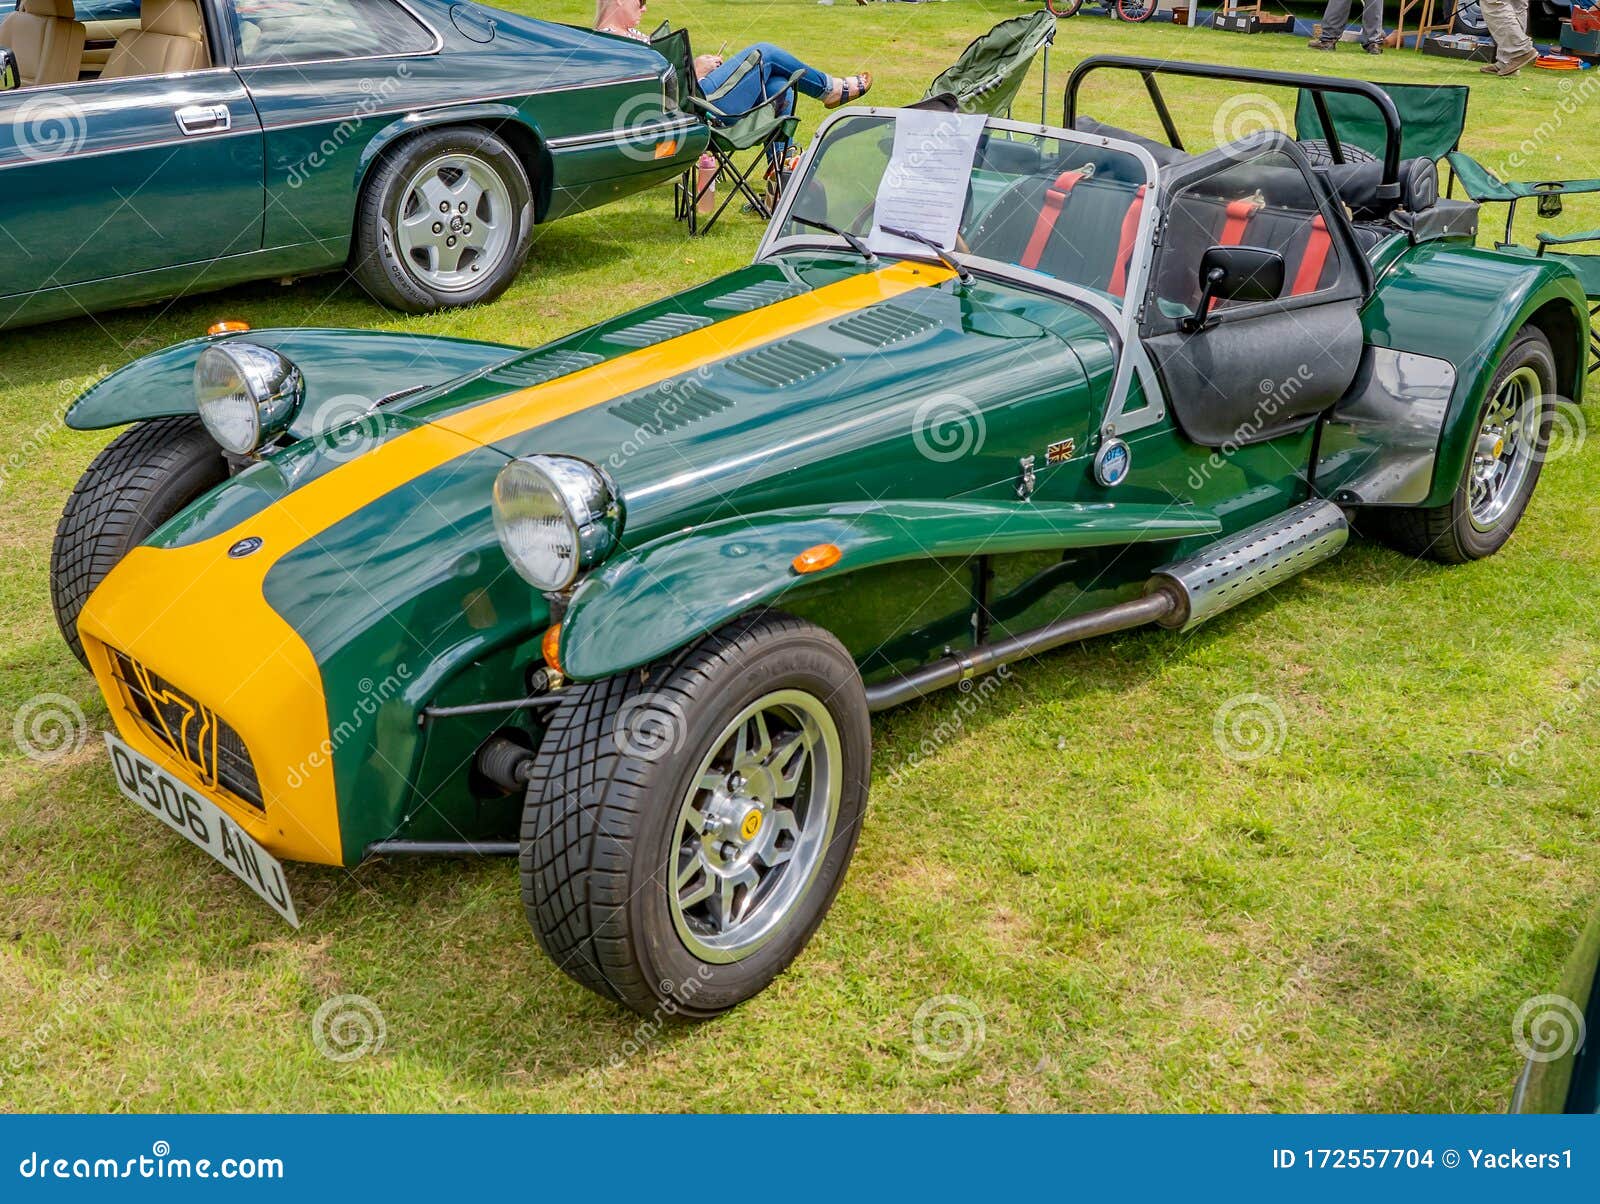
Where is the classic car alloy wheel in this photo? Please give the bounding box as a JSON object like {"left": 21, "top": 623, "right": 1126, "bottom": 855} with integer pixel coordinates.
{"left": 352, "top": 126, "right": 533, "bottom": 314}
{"left": 1363, "top": 326, "right": 1555, "bottom": 564}
{"left": 519, "top": 612, "right": 870, "bottom": 1017}
{"left": 668, "top": 691, "right": 841, "bottom": 963}
{"left": 51, "top": 417, "right": 228, "bottom": 666}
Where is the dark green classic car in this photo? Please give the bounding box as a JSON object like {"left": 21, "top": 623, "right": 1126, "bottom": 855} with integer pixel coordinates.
{"left": 51, "top": 59, "right": 1589, "bottom": 1016}
{"left": 0, "top": 0, "right": 702, "bottom": 327}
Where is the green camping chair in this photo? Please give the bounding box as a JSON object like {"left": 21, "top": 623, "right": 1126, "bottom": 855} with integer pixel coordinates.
{"left": 1292, "top": 81, "right": 1469, "bottom": 167}
{"left": 922, "top": 10, "right": 1056, "bottom": 119}
{"left": 656, "top": 29, "right": 803, "bottom": 236}
{"left": 1505, "top": 232, "right": 1600, "bottom": 373}
{"left": 1445, "top": 154, "right": 1600, "bottom": 249}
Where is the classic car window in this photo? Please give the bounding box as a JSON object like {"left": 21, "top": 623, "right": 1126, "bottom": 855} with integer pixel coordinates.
{"left": 232, "top": 0, "right": 434, "bottom": 66}
{"left": 1151, "top": 146, "right": 1344, "bottom": 320}
{"left": 775, "top": 113, "right": 1155, "bottom": 307}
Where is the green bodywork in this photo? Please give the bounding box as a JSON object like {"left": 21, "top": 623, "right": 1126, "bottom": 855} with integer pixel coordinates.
{"left": 75, "top": 175, "right": 1589, "bottom": 865}
{"left": 0, "top": 0, "right": 704, "bottom": 328}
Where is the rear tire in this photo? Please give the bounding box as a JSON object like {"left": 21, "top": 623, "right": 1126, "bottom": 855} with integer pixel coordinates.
{"left": 1361, "top": 326, "right": 1555, "bottom": 564}
{"left": 350, "top": 125, "right": 534, "bottom": 314}
{"left": 51, "top": 416, "right": 229, "bottom": 666}
{"left": 520, "top": 612, "right": 871, "bottom": 1018}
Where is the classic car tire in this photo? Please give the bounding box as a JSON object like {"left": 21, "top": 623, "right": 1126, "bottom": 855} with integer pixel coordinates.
{"left": 519, "top": 612, "right": 871, "bottom": 1017}
{"left": 50, "top": 416, "right": 229, "bottom": 666}
{"left": 351, "top": 126, "right": 534, "bottom": 314}
{"left": 1362, "top": 326, "right": 1555, "bottom": 564}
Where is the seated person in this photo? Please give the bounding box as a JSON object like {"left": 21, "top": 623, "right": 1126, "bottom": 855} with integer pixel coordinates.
{"left": 594, "top": 0, "right": 871, "bottom": 112}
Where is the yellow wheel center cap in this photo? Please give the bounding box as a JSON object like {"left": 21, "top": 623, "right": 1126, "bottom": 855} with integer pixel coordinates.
{"left": 739, "top": 810, "right": 764, "bottom": 841}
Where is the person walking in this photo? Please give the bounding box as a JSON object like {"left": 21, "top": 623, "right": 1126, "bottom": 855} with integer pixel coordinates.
{"left": 1479, "top": 0, "right": 1539, "bottom": 75}
{"left": 1306, "top": 0, "right": 1384, "bottom": 54}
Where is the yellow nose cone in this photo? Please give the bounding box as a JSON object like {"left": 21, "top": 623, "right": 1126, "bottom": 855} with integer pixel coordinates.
{"left": 1493, "top": 437, "right": 1505, "bottom": 458}
{"left": 739, "top": 810, "right": 763, "bottom": 841}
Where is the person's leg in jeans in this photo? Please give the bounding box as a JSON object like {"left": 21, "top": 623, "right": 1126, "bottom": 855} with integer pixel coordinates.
{"left": 1309, "top": 0, "right": 1353, "bottom": 46}
{"left": 701, "top": 43, "right": 831, "bottom": 108}
{"left": 1359, "top": 0, "right": 1385, "bottom": 48}
{"left": 1480, "top": 0, "right": 1536, "bottom": 70}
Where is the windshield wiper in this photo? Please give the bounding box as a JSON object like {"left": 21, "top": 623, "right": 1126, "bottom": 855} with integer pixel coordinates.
{"left": 879, "top": 225, "right": 972, "bottom": 284}
{"left": 789, "top": 214, "right": 875, "bottom": 262}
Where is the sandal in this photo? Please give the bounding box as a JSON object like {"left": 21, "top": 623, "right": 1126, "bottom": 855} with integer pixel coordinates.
{"left": 823, "top": 71, "right": 872, "bottom": 109}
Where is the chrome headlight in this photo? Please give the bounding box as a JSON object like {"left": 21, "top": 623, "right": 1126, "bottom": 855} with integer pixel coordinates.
{"left": 193, "top": 342, "right": 304, "bottom": 455}
{"left": 493, "top": 455, "right": 622, "bottom": 591}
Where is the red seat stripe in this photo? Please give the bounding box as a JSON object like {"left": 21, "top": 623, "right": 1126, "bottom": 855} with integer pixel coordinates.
{"left": 1107, "top": 184, "right": 1147, "bottom": 297}
{"left": 1020, "top": 170, "right": 1084, "bottom": 271}
{"left": 1218, "top": 197, "right": 1262, "bottom": 246}
{"left": 1291, "top": 215, "right": 1332, "bottom": 295}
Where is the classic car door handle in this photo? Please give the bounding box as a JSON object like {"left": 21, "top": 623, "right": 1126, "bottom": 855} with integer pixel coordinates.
{"left": 174, "top": 104, "right": 232, "bottom": 136}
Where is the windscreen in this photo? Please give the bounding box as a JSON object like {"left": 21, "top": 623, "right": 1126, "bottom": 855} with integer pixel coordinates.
{"left": 775, "top": 113, "right": 1154, "bottom": 306}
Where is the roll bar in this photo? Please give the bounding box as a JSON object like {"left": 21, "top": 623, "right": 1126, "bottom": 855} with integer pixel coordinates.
{"left": 1064, "top": 55, "right": 1403, "bottom": 202}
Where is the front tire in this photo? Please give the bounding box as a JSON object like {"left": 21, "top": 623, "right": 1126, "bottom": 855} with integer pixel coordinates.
{"left": 51, "top": 416, "right": 229, "bottom": 666}
{"left": 520, "top": 612, "right": 871, "bottom": 1018}
{"left": 350, "top": 126, "right": 533, "bottom": 314}
{"left": 1362, "top": 325, "right": 1556, "bottom": 564}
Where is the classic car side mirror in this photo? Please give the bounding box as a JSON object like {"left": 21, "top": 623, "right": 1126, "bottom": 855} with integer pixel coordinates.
{"left": 1182, "top": 245, "right": 1285, "bottom": 332}
{"left": 0, "top": 49, "right": 20, "bottom": 93}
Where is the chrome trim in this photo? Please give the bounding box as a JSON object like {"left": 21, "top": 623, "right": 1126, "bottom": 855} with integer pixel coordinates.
{"left": 546, "top": 112, "right": 700, "bottom": 150}
{"left": 174, "top": 102, "right": 231, "bottom": 135}
{"left": 755, "top": 107, "right": 1168, "bottom": 440}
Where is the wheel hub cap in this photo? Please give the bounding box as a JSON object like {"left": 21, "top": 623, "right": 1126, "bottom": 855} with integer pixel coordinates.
{"left": 394, "top": 153, "right": 514, "bottom": 294}
{"left": 1469, "top": 365, "right": 1543, "bottom": 532}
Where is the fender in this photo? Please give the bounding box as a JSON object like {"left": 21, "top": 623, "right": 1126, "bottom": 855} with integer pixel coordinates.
{"left": 559, "top": 498, "right": 1221, "bottom": 681}
{"left": 355, "top": 104, "right": 551, "bottom": 220}
{"left": 64, "top": 328, "right": 521, "bottom": 437}
{"left": 1359, "top": 241, "right": 1588, "bottom": 509}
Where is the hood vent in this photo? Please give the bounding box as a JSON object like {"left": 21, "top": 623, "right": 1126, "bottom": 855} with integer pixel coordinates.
{"left": 704, "top": 280, "right": 808, "bottom": 313}
{"left": 832, "top": 303, "right": 937, "bottom": 349}
{"left": 607, "top": 312, "right": 713, "bottom": 348}
{"left": 488, "top": 349, "right": 604, "bottom": 388}
{"left": 726, "top": 341, "right": 841, "bottom": 389}
{"left": 609, "top": 379, "right": 736, "bottom": 435}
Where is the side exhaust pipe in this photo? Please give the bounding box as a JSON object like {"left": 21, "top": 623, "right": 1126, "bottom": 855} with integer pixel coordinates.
{"left": 864, "top": 499, "right": 1347, "bottom": 711}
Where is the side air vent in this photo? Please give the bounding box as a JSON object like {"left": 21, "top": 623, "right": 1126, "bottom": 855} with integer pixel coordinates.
{"left": 609, "top": 379, "right": 736, "bottom": 435}
{"left": 832, "top": 303, "right": 937, "bottom": 348}
{"left": 488, "top": 349, "right": 604, "bottom": 388}
{"left": 704, "top": 280, "right": 808, "bottom": 312}
{"left": 607, "top": 312, "right": 713, "bottom": 348}
{"left": 725, "top": 342, "right": 842, "bottom": 389}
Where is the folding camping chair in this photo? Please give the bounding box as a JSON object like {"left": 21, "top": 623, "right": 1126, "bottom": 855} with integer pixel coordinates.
{"left": 1292, "top": 80, "right": 1470, "bottom": 168}
{"left": 655, "top": 29, "right": 804, "bottom": 236}
{"left": 921, "top": 9, "right": 1056, "bottom": 119}
{"left": 1501, "top": 232, "right": 1600, "bottom": 374}
{"left": 1445, "top": 155, "right": 1600, "bottom": 249}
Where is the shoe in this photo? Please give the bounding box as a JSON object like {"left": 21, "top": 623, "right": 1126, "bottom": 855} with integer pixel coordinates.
{"left": 823, "top": 71, "right": 872, "bottom": 109}
{"left": 1307, "top": 38, "right": 1337, "bottom": 50}
{"left": 1363, "top": 41, "right": 1382, "bottom": 54}
{"left": 1492, "top": 47, "right": 1539, "bottom": 75}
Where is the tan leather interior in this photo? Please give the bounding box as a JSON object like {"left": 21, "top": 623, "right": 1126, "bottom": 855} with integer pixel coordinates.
{"left": 81, "top": 16, "right": 142, "bottom": 75}
{"left": 99, "top": 0, "right": 209, "bottom": 80}
{"left": 0, "top": 0, "right": 88, "bottom": 88}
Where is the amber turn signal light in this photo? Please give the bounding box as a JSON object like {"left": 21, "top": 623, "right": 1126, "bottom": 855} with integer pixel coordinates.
{"left": 791, "top": 543, "right": 842, "bottom": 574}
{"left": 542, "top": 624, "right": 563, "bottom": 672}
{"left": 653, "top": 139, "right": 679, "bottom": 159}
{"left": 207, "top": 320, "right": 250, "bottom": 336}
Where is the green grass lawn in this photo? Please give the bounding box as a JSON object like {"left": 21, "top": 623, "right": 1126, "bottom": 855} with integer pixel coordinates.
{"left": 3, "top": 1, "right": 1599, "bottom": 1113}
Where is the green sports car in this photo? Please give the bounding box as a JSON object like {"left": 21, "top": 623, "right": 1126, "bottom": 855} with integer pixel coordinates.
{"left": 51, "top": 58, "right": 1589, "bottom": 1016}
{"left": 0, "top": 0, "right": 702, "bottom": 327}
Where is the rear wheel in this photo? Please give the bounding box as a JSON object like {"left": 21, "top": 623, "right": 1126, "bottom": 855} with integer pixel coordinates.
{"left": 520, "top": 612, "right": 871, "bottom": 1017}
{"left": 1362, "top": 326, "right": 1555, "bottom": 563}
{"left": 51, "top": 417, "right": 228, "bottom": 666}
{"left": 351, "top": 126, "right": 533, "bottom": 314}
{"left": 1116, "top": 0, "right": 1158, "bottom": 21}
{"left": 1045, "top": 0, "right": 1085, "bottom": 16}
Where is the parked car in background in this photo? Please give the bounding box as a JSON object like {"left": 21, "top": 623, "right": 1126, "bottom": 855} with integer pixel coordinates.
{"left": 0, "top": 0, "right": 703, "bottom": 327}
{"left": 1511, "top": 900, "right": 1599, "bottom": 1113}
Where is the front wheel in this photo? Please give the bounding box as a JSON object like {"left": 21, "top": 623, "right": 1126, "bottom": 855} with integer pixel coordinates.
{"left": 1116, "top": 0, "right": 1158, "bottom": 21}
{"left": 1045, "top": 0, "right": 1085, "bottom": 16}
{"left": 1362, "top": 325, "right": 1556, "bottom": 563}
{"left": 351, "top": 125, "right": 533, "bottom": 314}
{"left": 520, "top": 612, "right": 871, "bottom": 1017}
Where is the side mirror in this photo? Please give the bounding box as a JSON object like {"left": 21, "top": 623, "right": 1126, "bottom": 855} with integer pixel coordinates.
{"left": 1183, "top": 244, "right": 1285, "bottom": 332}
{"left": 0, "top": 49, "right": 19, "bottom": 92}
